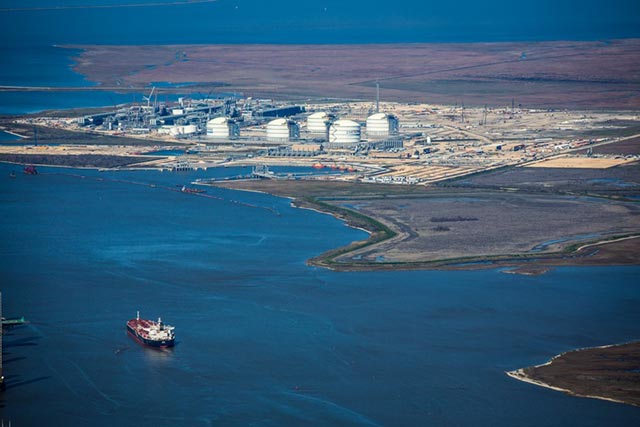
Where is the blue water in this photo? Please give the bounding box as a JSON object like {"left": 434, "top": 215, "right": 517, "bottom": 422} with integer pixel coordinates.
{"left": 0, "top": 131, "right": 21, "bottom": 141}
{"left": 0, "top": 45, "right": 185, "bottom": 114}
{"left": 1, "top": 0, "right": 638, "bottom": 45}
{"left": 1, "top": 2, "right": 640, "bottom": 425}
{"left": 0, "top": 163, "right": 639, "bottom": 426}
{"left": 0, "top": 90, "right": 141, "bottom": 115}
{"left": 1, "top": 1, "right": 638, "bottom": 114}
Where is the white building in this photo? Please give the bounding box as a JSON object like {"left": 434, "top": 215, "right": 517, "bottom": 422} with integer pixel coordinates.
{"left": 206, "top": 117, "right": 239, "bottom": 139}
{"left": 366, "top": 113, "right": 399, "bottom": 138}
{"left": 266, "top": 118, "right": 300, "bottom": 142}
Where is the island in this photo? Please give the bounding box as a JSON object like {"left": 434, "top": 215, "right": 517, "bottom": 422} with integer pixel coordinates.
{"left": 507, "top": 341, "right": 640, "bottom": 407}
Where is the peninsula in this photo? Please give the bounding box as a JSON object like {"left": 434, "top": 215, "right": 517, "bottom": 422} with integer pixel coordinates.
{"left": 507, "top": 341, "right": 640, "bottom": 407}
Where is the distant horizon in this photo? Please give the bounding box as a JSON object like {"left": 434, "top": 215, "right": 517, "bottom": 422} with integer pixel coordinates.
{"left": 1, "top": 0, "right": 639, "bottom": 46}
{"left": 51, "top": 36, "right": 640, "bottom": 48}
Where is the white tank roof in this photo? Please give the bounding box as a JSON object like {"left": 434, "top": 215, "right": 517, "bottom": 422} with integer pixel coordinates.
{"left": 268, "top": 118, "right": 288, "bottom": 126}
{"left": 368, "top": 112, "right": 389, "bottom": 120}
{"left": 333, "top": 119, "right": 360, "bottom": 127}
{"left": 209, "top": 117, "right": 230, "bottom": 124}
{"left": 308, "top": 112, "right": 329, "bottom": 119}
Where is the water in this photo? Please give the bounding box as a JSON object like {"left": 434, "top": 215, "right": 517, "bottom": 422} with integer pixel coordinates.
{"left": 0, "top": 131, "right": 21, "bottom": 141}
{"left": 1, "top": 2, "right": 638, "bottom": 114}
{"left": 1, "top": 2, "right": 639, "bottom": 425}
{"left": 0, "top": 90, "right": 141, "bottom": 115}
{"left": 0, "top": 45, "right": 184, "bottom": 114}
{"left": 0, "top": 163, "right": 639, "bottom": 426}
{"left": 1, "top": 0, "right": 638, "bottom": 45}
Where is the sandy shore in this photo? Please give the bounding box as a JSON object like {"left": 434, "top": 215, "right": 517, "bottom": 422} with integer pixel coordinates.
{"left": 507, "top": 341, "right": 640, "bottom": 407}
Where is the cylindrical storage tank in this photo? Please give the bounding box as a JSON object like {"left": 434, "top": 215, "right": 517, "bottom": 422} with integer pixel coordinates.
{"left": 206, "top": 117, "right": 239, "bottom": 139}
{"left": 329, "top": 119, "right": 361, "bottom": 146}
{"left": 169, "top": 124, "right": 197, "bottom": 136}
{"left": 307, "top": 112, "right": 332, "bottom": 137}
{"left": 366, "top": 113, "right": 399, "bottom": 138}
{"left": 266, "top": 118, "right": 299, "bottom": 142}
{"left": 181, "top": 124, "right": 197, "bottom": 134}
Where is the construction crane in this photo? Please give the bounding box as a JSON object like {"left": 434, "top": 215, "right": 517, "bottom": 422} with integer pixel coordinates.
{"left": 142, "top": 86, "right": 156, "bottom": 109}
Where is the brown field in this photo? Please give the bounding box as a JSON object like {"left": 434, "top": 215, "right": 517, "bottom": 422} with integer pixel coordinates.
{"left": 577, "top": 135, "right": 640, "bottom": 156}
{"left": 328, "top": 192, "right": 640, "bottom": 264}
{"left": 443, "top": 162, "right": 640, "bottom": 197}
{"left": 213, "top": 180, "right": 640, "bottom": 270}
{"left": 526, "top": 156, "right": 635, "bottom": 169}
{"left": 0, "top": 120, "right": 173, "bottom": 147}
{"left": 0, "top": 153, "right": 158, "bottom": 168}
{"left": 65, "top": 39, "right": 640, "bottom": 108}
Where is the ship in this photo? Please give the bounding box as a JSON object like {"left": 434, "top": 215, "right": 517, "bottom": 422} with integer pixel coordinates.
{"left": 126, "top": 311, "right": 175, "bottom": 348}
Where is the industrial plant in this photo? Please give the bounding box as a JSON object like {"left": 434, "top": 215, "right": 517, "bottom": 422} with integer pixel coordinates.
{"left": 9, "top": 89, "right": 635, "bottom": 187}
{"left": 72, "top": 92, "right": 409, "bottom": 154}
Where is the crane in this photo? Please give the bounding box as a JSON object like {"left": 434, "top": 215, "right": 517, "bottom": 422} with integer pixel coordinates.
{"left": 142, "top": 86, "right": 156, "bottom": 109}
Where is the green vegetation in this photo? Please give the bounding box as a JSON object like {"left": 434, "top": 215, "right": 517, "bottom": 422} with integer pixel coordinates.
{"left": 299, "top": 196, "right": 398, "bottom": 268}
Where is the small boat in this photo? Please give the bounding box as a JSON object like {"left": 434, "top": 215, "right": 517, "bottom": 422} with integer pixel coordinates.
{"left": 9, "top": 171, "right": 16, "bottom": 178}
{"left": 23, "top": 165, "right": 38, "bottom": 175}
{"left": 181, "top": 185, "right": 206, "bottom": 194}
{"left": 312, "top": 162, "right": 325, "bottom": 169}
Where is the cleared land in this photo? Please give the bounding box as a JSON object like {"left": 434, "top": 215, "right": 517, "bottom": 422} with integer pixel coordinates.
{"left": 63, "top": 39, "right": 640, "bottom": 109}
{"left": 508, "top": 342, "right": 640, "bottom": 407}
{"left": 526, "top": 157, "right": 635, "bottom": 169}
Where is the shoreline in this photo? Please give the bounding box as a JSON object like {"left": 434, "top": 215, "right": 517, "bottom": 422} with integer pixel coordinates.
{"left": 210, "top": 181, "right": 640, "bottom": 272}
{"left": 506, "top": 370, "right": 631, "bottom": 407}
{"left": 507, "top": 341, "right": 640, "bottom": 407}
{"left": 0, "top": 128, "right": 27, "bottom": 138}
{"left": 4, "top": 159, "right": 639, "bottom": 273}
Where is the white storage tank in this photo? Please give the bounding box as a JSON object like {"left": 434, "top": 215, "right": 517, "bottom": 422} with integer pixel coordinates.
{"left": 307, "top": 112, "right": 333, "bottom": 137}
{"left": 206, "top": 117, "right": 239, "bottom": 139}
{"left": 366, "top": 113, "right": 399, "bottom": 138}
{"left": 266, "top": 118, "right": 299, "bottom": 142}
{"left": 170, "top": 124, "right": 198, "bottom": 136}
{"left": 329, "top": 119, "right": 361, "bottom": 146}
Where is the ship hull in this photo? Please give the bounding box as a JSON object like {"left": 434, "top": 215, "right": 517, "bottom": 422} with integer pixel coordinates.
{"left": 126, "top": 324, "right": 175, "bottom": 348}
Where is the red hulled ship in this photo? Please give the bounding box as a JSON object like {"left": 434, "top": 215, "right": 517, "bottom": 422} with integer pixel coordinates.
{"left": 126, "top": 311, "right": 175, "bottom": 348}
